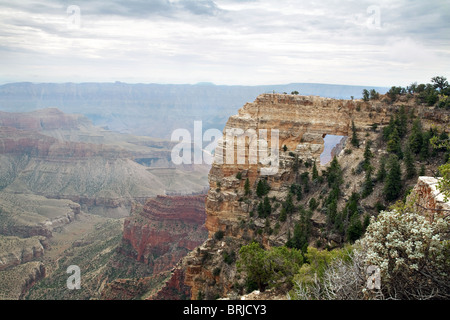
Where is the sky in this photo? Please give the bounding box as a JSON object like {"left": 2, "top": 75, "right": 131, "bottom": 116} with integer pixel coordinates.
{"left": 0, "top": 0, "right": 449, "bottom": 87}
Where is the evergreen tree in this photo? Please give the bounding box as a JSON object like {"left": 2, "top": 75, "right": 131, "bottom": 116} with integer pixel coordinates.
{"left": 286, "top": 207, "right": 311, "bottom": 253}
{"left": 257, "top": 201, "right": 264, "bottom": 218}
{"left": 326, "top": 157, "right": 343, "bottom": 188}
{"left": 347, "top": 216, "right": 363, "bottom": 243}
{"left": 419, "top": 164, "right": 426, "bottom": 176}
{"left": 369, "top": 89, "right": 379, "bottom": 100}
{"left": 376, "top": 157, "right": 387, "bottom": 182}
{"left": 283, "top": 193, "right": 294, "bottom": 215}
{"left": 362, "top": 169, "right": 374, "bottom": 198}
{"left": 404, "top": 147, "right": 416, "bottom": 179}
{"left": 409, "top": 118, "right": 423, "bottom": 154}
{"left": 351, "top": 120, "right": 359, "bottom": 147}
{"left": 383, "top": 115, "right": 396, "bottom": 141}
{"left": 256, "top": 179, "right": 270, "bottom": 197}
{"left": 420, "top": 129, "right": 432, "bottom": 160}
{"left": 279, "top": 207, "right": 287, "bottom": 222}
{"left": 362, "top": 89, "right": 370, "bottom": 102}
{"left": 312, "top": 161, "right": 319, "bottom": 180}
{"left": 387, "top": 127, "right": 403, "bottom": 159}
{"left": 395, "top": 105, "right": 408, "bottom": 138}
{"left": 263, "top": 196, "right": 272, "bottom": 217}
{"left": 244, "top": 178, "right": 251, "bottom": 196}
{"left": 363, "top": 140, "right": 373, "bottom": 171}
{"left": 384, "top": 155, "right": 402, "bottom": 201}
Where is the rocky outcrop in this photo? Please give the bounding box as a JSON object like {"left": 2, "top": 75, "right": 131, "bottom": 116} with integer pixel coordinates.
{"left": 0, "top": 261, "right": 46, "bottom": 300}
{"left": 407, "top": 176, "right": 450, "bottom": 220}
{"left": 204, "top": 94, "right": 394, "bottom": 238}
{"left": 119, "top": 195, "right": 208, "bottom": 275}
{"left": 154, "top": 93, "right": 450, "bottom": 300}
{"left": 147, "top": 269, "right": 191, "bottom": 300}
{"left": 0, "top": 236, "right": 46, "bottom": 271}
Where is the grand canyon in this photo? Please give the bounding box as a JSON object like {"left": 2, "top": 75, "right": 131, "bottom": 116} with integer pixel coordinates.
{"left": 1, "top": 80, "right": 448, "bottom": 300}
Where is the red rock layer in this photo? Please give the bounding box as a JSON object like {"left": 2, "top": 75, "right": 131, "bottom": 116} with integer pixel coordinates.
{"left": 120, "top": 195, "right": 207, "bottom": 274}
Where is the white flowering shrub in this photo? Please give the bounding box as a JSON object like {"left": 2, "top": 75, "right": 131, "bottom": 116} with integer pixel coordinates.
{"left": 291, "top": 209, "right": 449, "bottom": 300}
{"left": 357, "top": 210, "right": 450, "bottom": 299}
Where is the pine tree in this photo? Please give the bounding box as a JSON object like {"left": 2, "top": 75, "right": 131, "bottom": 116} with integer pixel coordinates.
{"left": 257, "top": 201, "right": 264, "bottom": 218}
{"left": 256, "top": 179, "right": 270, "bottom": 197}
{"left": 347, "top": 216, "right": 363, "bottom": 243}
{"left": 283, "top": 193, "right": 294, "bottom": 215}
{"left": 384, "top": 155, "right": 402, "bottom": 201}
{"left": 387, "top": 127, "right": 403, "bottom": 159}
{"left": 244, "top": 178, "right": 251, "bottom": 196}
{"left": 419, "top": 164, "right": 426, "bottom": 176}
{"left": 383, "top": 115, "right": 396, "bottom": 141}
{"left": 263, "top": 196, "right": 272, "bottom": 217}
{"left": 279, "top": 207, "right": 287, "bottom": 222}
{"left": 396, "top": 105, "right": 408, "bottom": 138}
{"left": 326, "top": 156, "right": 343, "bottom": 188}
{"left": 362, "top": 169, "right": 374, "bottom": 198}
{"left": 404, "top": 147, "right": 416, "bottom": 179}
{"left": 363, "top": 140, "right": 373, "bottom": 171}
{"left": 351, "top": 120, "right": 359, "bottom": 147}
{"left": 362, "top": 89, "right": 370, "bottom": 102}
{"left": 376, "top": 157, "right": 387, "bottom": 182}
{"left": 312, "top": 161, "right": 319, "bottom": 180}
{"left": 409, "top": 118, "right": 423, "bottom": 154}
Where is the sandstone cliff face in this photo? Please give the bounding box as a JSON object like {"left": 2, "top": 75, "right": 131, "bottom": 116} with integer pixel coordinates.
{"left": 408, "top": 176, "right": 450, "bottom": 220}
{"left": 119, "top": 195, "right": 208, "bottom": 276}
{"left": 154, "top": 93, "right": 449, "bottom": 300}
{"left": 205, "top": 94, "right": 393, "bottom": 238}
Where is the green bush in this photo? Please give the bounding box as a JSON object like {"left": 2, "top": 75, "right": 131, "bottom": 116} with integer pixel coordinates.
{"left": 237, "top": 242, "right": 304, "bottom": 292}
{"left": 214, "top": 230, "right": 225, "bottom": 241}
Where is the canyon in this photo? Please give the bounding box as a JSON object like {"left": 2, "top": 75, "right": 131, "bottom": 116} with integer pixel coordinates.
{"left": 150, "top": 93, "right": 449, "bottom": 300}
{"left": 0, "top": 108, "right": 209, "bottom": 299}
{"left": 1, "top": 90, "right": 448, "bottom": 300}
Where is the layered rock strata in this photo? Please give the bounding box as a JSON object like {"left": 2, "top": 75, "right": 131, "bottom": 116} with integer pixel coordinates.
{"left": 120, "top": 195, "right": 208, "bottom": 275}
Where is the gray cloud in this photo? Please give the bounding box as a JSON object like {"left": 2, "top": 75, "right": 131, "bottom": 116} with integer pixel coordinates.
{"left": 0, "top": 0, "right": 448, "bottom": 86}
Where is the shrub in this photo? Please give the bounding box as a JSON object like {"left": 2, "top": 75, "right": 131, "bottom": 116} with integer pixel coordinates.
{"left": 214, "top": 230, "right": 225, "bottom": 241}
{"left": 223, "top": 250, "right": 236, "bottom": 265}
{"left": 238, "top": 242, "right": 304, "bottom": 292}
{"left": 358, "top": 210, "right": 450, "bottom": 299}
{"left": 213, "top": 267, "right": 221, "bottom": 277}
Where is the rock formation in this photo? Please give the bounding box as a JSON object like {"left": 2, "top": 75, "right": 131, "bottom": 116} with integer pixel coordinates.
{"left": 407, "top": 176, "right": 450, "bottom": 220}
{"left": 153, "top": 93, "right": 449, "bottom": 300}
{"left": 120, "top": 195, "right": 208, "bottom": 274}
{"left": 99, "top": 195, "right": 208, "bottom": 300}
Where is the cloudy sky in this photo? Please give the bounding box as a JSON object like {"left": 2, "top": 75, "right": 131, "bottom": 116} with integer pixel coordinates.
{"left": 0, "top": 0, "right": 449, "bottom": 86}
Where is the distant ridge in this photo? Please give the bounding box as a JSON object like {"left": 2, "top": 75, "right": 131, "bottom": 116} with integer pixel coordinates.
{"left": 0, "top": 82, "right": 388, "bottom": 139}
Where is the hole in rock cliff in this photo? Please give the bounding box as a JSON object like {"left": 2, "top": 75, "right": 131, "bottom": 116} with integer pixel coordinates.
{"left": 320, "top": 135, "right": 347, "bottom": 165}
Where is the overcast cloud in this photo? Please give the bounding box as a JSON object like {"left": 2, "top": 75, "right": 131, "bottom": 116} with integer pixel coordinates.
{"left": 0, "top": 0, "right": 448, "bottom": 86}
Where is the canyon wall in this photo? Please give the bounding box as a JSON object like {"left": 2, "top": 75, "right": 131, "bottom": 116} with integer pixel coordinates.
{"left": 120, "top": 195, "right": 208, "bottom": 274}
{"left": 205, "top": 94, "right": 392, "bottom": 238}
{"left": 154, "top": 93, "right": 449, "bottom": 300}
